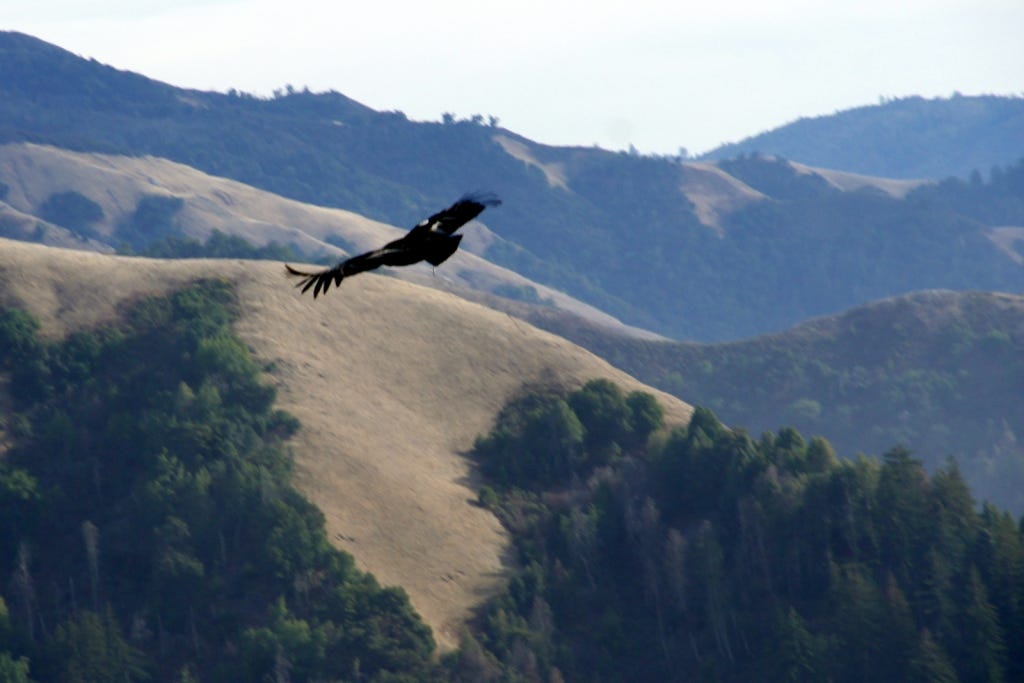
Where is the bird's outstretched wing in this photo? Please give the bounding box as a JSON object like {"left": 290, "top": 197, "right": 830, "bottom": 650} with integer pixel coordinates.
{"left": 286, "top": 191, "right": 500, "bottom": 298}
{"left": 285, "top": 247, "right": 401, "bottom": 298}
{"left": 408, "top": 191, "right": 502, "bottom": 238}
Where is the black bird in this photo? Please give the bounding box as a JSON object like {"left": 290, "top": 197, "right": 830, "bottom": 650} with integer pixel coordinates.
{"left": 286, "top": 191, "right": 501, "bottom": 298}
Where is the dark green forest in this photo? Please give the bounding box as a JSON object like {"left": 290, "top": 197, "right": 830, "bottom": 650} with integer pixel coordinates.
{"left": 0, "top": 282, "right": 435, "bottom": 682}
{"left": 107, "top": 190, "right": 300, "bottom": 262}
{"left": 461, "top": 381, "right": 1024, "bottom": 682}
{"left": 3, "top": 31, "right": 1023, "bottom": 340}
{"left": 547, "top": 289, "right": 1024, "bottom": 516}
{"left": 129, "top": 230, "right": 301, "bottom": 262}
{"left": 2, "top": 286, "right": 1022, "bottom": 681}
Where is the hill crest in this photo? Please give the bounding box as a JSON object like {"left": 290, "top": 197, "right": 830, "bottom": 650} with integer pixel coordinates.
{"left": 0, "top": 237, "right": 692, "bottom": 648}
{"left": 0, "top": 141, "right": 663, "bottom": 339}
{"left": 702, "top": 94, "right": 1024, "bottom": 179}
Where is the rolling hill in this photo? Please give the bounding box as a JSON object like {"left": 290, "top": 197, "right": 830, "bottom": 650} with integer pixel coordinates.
{"left": 4, "top": 31, "right": 1024, "bottom": 341}
{"left": 702, "top": 93, "right": 1024, "bottom": 179}
{"left": 0, "top": 141, "right": 660, "bottom": 339}
{"left": 0, "top": 237, "right": 692, "bottom": 649}
{"left": 527, "top": 289, "right": 1024, "bottom": 514}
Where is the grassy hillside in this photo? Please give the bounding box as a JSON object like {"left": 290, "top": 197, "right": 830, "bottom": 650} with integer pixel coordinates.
{"left": 703, "top": 94, "right": 1024, "bottom": 179}
{"left": 6, "top": 272, "right": 1016, "bottom": 682}
{"left": 527, "top": 290, "right": 1024, "bottom": 514}
{"left": 0, "top": 142, "right": 652, "bottom": 338}
{"left": 3, "top": 31, "right": 1023, "bottom": 341}
{"left": 0, "top": 238, "right": 692, "bottom": 649}
{"left": 0, "top": 280, "right": 438, "bottom": 682}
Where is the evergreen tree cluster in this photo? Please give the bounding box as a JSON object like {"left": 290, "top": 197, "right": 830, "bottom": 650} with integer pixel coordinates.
{"left": 467, "top": 393, "right": 1024, "bottom": 682}
{"left": 113, "top": 194, "right": 301, "bottom": 261}
{"left": 0, "top": 282, "right": 435, "bottom": 682}
{"left": 472, "top": 380, "right": 663, "bottom": 490}
{"left": 131, "top": 229, "right": 301, "bottom": 262}
{"left": 564, "top": 289, "right": 1024, "bottom": 515}
{"left": 36, "top": 191, "right": 104, "bottom": 240}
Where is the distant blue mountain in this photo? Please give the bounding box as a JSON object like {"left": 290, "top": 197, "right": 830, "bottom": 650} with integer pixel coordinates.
{"left": 702, "top": 94, "right": 1024, "bottom": 179}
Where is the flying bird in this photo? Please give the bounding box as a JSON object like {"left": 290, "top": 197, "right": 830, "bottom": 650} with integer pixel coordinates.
{"left": 286, "top": 191, "right": 501, "bottom": 298}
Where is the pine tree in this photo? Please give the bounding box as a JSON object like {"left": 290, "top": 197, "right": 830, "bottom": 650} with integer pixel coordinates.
{"left": 827, "top": 563, "right": 886, "bottom": 682}
{"left": 47, "top": 609, "right": 148, "bottom": 683}
{"left": 691, "top": 521, "right": 733, "bottom": 664}
{"left": 952, "top": 566, "right": 1007, "bottom": 682}
{"left": 876, "top": 447, "right": 930, "bottom": 585}
{"left": 0, "top": 653, "right": 35, "bottom": 683}
{"left": 879, "top": 574, "right": 917, "bottom": 681}
{"left": 974, "top": 504, "right": 1024, "bottom": 680}
{"left": 768, "top": 606, "right": 824, "bottom": 682}
{"left": 909, "top": 628, "right": 959, "bottom": 683}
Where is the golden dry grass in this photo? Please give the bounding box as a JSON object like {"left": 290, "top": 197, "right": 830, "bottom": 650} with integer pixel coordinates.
{"left": 987, "top": 226, "right": 1024, "bottom": 265}
{"left": 0, "top": 142, "right": 650, "bottom": 338}
{"left": 0, "top": 238, "right": 692, "bottom": 649}
{"left": 493, "top": 134, "right": 569, "bottom": 190}
{"left": 788, "top": 160, "right": 928, "bottom": 198}
{"left": 679, "top": 162, "right": 767, "bottom": 232}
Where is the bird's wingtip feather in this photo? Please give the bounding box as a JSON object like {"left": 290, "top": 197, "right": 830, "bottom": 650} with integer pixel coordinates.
{"left": 461, "top": 190, "right": 502, "bottom": 207}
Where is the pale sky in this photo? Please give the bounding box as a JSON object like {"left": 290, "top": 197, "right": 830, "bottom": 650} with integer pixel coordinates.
{"left": 7, "top": 0, "right": 1024, "bottom": 155}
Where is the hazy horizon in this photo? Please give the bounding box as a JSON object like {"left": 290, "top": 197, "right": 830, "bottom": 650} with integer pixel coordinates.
{"left": 7, "top": 0, "right": 1024, "bottom": 155}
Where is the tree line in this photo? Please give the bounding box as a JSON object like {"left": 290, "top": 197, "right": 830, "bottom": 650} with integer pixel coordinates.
{"left": 2, "top": 281, "right": 1021, "bottom": 681}
{"left": 461, "top": 381, "right": 1024, "bottom": 682}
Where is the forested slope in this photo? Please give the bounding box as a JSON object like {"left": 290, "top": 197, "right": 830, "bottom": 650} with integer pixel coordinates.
{"left": 457, "top": 390, "right": 1024, "bottom": 682}
{"left": 532, "top": 289, "right": 1024, "bottom": 515}
{"left": 703, "top": 94, "right": 1024, "bottom": 179}
{"left": 0, "top": 238, "right": 691, "bottom": 652}
{"left": 0, "top": 281, "right": 435, "bottom": 681}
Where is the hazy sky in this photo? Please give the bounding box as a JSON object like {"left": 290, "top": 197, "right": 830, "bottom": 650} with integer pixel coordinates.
{"left": 8, "top": 0, "right": 1024, "bottom": 155}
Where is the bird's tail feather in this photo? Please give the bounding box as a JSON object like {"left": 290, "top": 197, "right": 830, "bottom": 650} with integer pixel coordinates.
{"left": 285, "top": 264, "right": 342, "bottom": 298}
{"left": 285, "top": 263, "right": 316, "bottom": 278}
